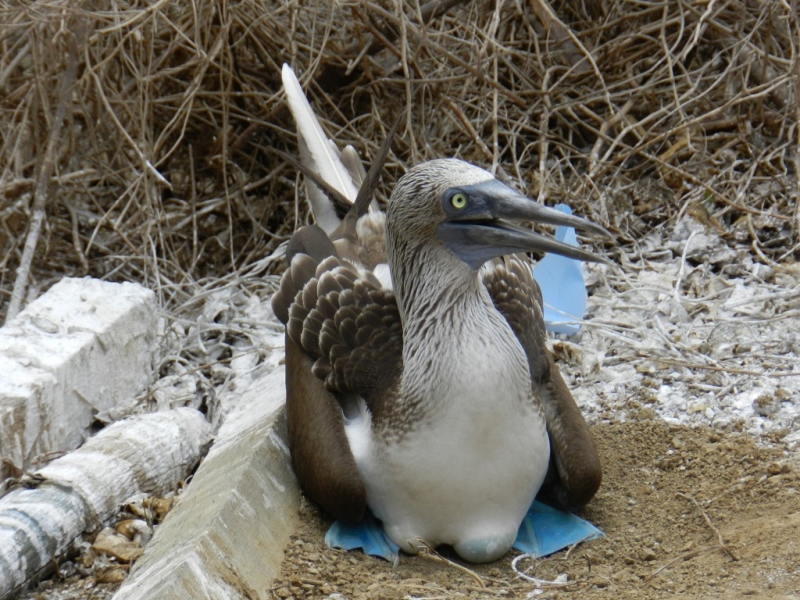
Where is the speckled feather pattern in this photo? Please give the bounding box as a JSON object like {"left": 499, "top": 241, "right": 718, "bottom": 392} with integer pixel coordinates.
{"left": 274, "top": 251, "right": 403, "bottom": 413}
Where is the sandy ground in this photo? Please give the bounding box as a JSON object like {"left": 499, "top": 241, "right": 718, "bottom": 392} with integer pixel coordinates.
{"left": 272, "top": 419, "right": 800, "bottom": 600}
{"left": 21, "top": 418, "right": 800, "bottom": 600}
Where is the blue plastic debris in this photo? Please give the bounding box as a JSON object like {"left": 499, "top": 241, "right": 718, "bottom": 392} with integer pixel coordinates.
{"left": 532, "top": 204, "right": 587, "bottom": 335}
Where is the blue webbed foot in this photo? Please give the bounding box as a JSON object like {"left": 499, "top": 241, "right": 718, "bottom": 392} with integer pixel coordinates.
{"left": 325, "top": 511, "right": 400, "bottom": 563}
{"left": 532, "top": 204, "right": 587, "bottom": 335}
{"left": 325, "top": 500, "right": 602, "bottom": 562}
{"left": 513, "top": 500, "right": 603, "bottom": 557}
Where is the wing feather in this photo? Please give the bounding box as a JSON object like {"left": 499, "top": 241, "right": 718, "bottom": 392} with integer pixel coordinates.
{"left": 272, "top": 223, "right": 402, "bottom": 522}
{"left": 484, "top": 255, "right": 601, "bottom": 512}
{"left": 272, "top": 227, "right": 403, "bottom": 401}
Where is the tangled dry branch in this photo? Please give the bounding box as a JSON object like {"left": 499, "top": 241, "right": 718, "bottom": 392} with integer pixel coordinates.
{"left": 0, "top": 0, "right": 796, "bottom": 324}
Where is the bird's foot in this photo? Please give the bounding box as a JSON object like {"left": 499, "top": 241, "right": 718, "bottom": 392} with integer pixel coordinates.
{"left": 513, "top": 500, "right": 603, "bottom": 557}
{"left": 324, "top": 500, "right": 602, "bottom": 562}
{"left": 324, "top": 511, "right": 400, "bottom": 563}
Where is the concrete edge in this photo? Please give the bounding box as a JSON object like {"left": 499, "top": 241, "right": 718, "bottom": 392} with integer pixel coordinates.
{"left": 112, "top": 364, "right": 300, "bottom": 600}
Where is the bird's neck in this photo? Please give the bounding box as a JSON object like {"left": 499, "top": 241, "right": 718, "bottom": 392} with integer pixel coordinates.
{"left": 390, "top": 243, "right": 531, "bottom": 420}
{"left": 391, "top": 241, "right": 488, "bottom": 330}
{"left": 391, "top": 242, "right": 517, "bottom": 374}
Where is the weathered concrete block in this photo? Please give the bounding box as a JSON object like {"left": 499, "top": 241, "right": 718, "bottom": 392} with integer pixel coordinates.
{"left": 0, "top": 277, "right": 157, "bottom": 472}
{"left": 0, "top": 408, "right": 211, "bottom": 599}
{"left": 112, "top": 363, "right": 300, "bottom": 600}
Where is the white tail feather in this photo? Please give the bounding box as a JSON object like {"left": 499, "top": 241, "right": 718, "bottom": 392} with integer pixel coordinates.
{"left": 297, "top": 134, "right": 342, "bottom": 233}
{"left": 342, "top": 144, "right": 381, "bottom": 214}
{"left": 281, "top": 64, "right": 360, "bottom": 226}
{"left": 341, "top": 145, "right": 366, "bottom": 189}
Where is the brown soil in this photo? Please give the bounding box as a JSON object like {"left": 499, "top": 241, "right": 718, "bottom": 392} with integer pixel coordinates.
{"left": 273, "top": 419, "right": 800, "bottom": 600}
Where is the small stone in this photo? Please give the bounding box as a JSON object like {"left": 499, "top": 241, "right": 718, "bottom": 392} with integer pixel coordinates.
{"left": 641, "top": 547, "right": 657, "bottom": 561}
{"left": 95, "top": 566, "right": 128, "bottom": 583}
{"left": 752, "top": 394, "right": 779, "bottom": 417}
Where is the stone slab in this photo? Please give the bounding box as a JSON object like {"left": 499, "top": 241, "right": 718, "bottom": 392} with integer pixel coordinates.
{"left": 0, "top": 277, "right": 157, "bottom": 473}
{"left": 0, "top": 408, "right": 210, "bottom": 598}
{"left": 112, "top": 363, "right": 300, "bottom": 600}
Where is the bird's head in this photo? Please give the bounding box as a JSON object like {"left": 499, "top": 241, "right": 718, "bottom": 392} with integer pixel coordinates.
{"left": 387, "top": 159, "right": 609, "bottom": 270}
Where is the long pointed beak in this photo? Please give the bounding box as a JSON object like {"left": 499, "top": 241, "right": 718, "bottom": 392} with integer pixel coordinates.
{"left": 436, "top": 179, "right": 611, "bottom": 270}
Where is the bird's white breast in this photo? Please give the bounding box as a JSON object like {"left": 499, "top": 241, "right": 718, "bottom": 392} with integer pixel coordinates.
{"left": 345, "top": 307, "right": 550, "bottom": 562}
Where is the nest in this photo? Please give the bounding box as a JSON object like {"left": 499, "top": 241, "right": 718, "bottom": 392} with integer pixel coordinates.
{"left": 1, "top": 0, "right": 797, "bottom": 322}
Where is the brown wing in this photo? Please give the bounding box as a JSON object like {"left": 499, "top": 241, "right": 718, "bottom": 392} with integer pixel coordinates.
{"left": 271, "top": 225, "right": 403, "bottom": 522}
{"left": 483, "top": 255, "right": 602, "bottom": 512}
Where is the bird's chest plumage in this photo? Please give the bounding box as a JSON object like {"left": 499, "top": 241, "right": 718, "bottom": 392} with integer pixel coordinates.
{"left": 349, "top": 306, "right": 550, "bottom": 559}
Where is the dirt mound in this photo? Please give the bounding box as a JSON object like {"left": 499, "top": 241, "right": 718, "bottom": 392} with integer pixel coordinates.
{"left": 275, "top": 419, "right": 800, "bottom": 599}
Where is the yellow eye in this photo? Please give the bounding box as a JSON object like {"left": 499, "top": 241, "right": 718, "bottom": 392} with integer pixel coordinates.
{"left": 450, "top": 192, "right": 468, "bottom": 209}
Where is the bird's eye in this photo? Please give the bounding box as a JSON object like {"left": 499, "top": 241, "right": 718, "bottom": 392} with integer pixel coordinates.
{"left": 450, "top": 192, "right": 468, "bottom": 209}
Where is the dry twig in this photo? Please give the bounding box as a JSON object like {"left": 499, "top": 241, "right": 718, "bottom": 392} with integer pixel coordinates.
{"left": 5, "top": 15, "right": 80, "bottom": 322}
{"left": 415, "top": 540, "right": 486, "bottom": 588}
{"left": 646, "top": 492, "right": 737, "bottom": 581}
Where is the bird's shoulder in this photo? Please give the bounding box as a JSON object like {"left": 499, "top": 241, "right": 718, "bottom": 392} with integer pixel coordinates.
{"left": 482, "top": 255, "right": 549, "bottom": 384}
{"left": 272, "top": 224, "right": 403, "bottom": 399}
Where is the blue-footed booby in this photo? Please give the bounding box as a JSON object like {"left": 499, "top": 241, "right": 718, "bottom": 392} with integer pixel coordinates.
{"left": 272, "top": 65, "right": 606, "bottom": 564}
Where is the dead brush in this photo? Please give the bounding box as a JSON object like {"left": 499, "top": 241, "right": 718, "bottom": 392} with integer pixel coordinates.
{"left": 0, "top": 0, "right": 796, "bottom": 356}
